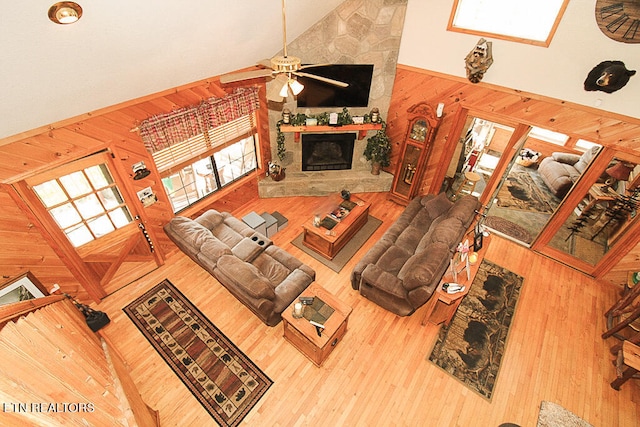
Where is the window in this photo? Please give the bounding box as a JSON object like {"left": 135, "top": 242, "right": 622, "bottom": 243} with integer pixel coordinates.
{"left": 449, "top": 0, "right": 569, "bottom": 46}
{"left": 529, "top": 127, "right": 569, "bottom": 146}
{"left": 32, "top": 158, "right": 133, "bottom": 247}
{"left": 153, "top": 115, "right": 258, "bottom": 212}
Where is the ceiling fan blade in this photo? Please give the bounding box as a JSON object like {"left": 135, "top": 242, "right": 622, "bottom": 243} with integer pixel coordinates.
{"left": 298, "top": 63, "right": 333, "bottom": 70}
{"left": 220, "top": 69, "right": 274, "bottom": 84}
{"left": 257, "top": 58, "right": 274, "bottom": 68}
{"left": 294, "top": 71, "right": 349, "bottom": 88}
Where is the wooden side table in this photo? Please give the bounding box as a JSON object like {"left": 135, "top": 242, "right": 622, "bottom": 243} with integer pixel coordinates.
{"left": 420, "top": 285, "right": 469, "bottom": 326}
{"left": 281, "top": 283, "right": 352, "bottom": 366}
{"left": 421, "top": 235, "right": 491, "bottom": 326}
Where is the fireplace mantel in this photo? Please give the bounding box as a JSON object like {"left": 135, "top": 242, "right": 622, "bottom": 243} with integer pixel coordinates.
{"left": 280, "top": 123, "right": 383, "bottom": 142}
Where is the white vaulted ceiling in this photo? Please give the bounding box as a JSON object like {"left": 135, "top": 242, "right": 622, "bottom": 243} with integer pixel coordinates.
{"left": 0, "top": 0, "right": 344, "bottom": 138}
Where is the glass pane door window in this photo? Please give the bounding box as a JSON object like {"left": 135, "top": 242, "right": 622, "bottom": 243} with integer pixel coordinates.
{"left": 32, "top": 163, "right": 133, "bottom": 247}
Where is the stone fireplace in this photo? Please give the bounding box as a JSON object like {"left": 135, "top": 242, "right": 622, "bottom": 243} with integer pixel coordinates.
{"left": 258, "top": 128, "right": 392, "bottom": 198}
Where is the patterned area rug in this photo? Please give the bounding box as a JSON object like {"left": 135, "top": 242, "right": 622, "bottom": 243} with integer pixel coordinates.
{"left": 497, "top": 171, "right": 556, "bottom": 213}
{"left": 124, "top": 279, "right": 272, "bottom": 427}
{"left": 428, "top": 260, "right": 524, "bottom": 400}
{"left": 484, "top": 215, "right": 533, "bottom": 244}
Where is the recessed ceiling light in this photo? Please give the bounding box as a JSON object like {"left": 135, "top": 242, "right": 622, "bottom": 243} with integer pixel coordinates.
{"left": 48, "top": 2, "right": 83, "bottom": 25}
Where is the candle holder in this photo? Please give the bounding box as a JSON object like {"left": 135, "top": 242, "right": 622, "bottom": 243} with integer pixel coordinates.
{"left": 292, "top": 302, "right": 304, "bottom": 318}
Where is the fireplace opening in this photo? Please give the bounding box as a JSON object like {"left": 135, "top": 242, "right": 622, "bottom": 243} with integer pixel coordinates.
{"left": 302, "top": 133, "right": 356, "bottom": 171}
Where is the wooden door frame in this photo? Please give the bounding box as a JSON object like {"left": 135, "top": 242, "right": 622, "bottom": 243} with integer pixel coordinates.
{"left": 430, "top": 106, "right": 640, "bottom": 278}
{"left": 10, "top": 149, "right": 163, "bottom": 301}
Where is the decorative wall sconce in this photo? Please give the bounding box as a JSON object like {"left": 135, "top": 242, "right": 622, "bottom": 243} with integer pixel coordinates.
{"left": 132, "top": 161, "right": 151, "bottom": 180}
{"left": 48, "top": 2, "right": 83, "bottom": 24}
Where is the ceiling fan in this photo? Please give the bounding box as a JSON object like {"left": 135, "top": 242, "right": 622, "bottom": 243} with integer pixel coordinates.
{"left": 219, "top": 0, "right": 348, "bottom": 102}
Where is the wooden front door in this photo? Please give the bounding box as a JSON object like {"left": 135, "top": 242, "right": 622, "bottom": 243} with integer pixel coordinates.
{"left": 16, "top": 151, "right": 162, "bottom": 299}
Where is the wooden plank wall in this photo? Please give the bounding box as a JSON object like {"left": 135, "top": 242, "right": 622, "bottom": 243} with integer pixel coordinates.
{"left": 0, "top": 299, "right": 140, "bottom": 425}
{"left": 386, "top": 65, "right": 640, "bottom": 284}
{"left": 0, "top": 75, "right": 270, "bottom": 301}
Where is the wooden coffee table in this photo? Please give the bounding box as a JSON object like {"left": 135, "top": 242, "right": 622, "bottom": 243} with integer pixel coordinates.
{"left": 281, "top": 283, "right": 352, "bottom": 367}
{"left": 301, "top": 195, "right": 370, "bottom": 260}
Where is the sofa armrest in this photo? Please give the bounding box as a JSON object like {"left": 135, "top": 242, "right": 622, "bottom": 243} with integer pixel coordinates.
{"left": 351, "top": 239, "right": 393, "bottom": 289}
{"left": 360, "top": 264, "right": 405, "bottom": 299}
{"left": 215, "top": 255, "right": 276, "bottom": 300}
{"left": 273, "top": 269, "right": 314, "bottom": 313}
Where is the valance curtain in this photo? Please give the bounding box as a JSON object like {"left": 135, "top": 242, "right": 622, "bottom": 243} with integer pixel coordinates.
{"left": 138, "top": 87, "right": 260, "bottom": 153}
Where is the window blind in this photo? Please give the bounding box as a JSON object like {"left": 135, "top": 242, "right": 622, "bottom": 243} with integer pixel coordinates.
{"left": 152, "top": 114, "right": 255, "bottom": 174}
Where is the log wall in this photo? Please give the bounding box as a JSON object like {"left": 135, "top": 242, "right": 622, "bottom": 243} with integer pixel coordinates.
{"left": 0, "top": 76, "right": 270, "bottom": 301}
{"left": 386, "top": 65, "right": 640, "bottom": 284}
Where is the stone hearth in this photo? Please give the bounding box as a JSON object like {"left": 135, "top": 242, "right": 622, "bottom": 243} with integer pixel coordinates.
{"left": 258, "top": 169, "right": 392, "bottom": 198}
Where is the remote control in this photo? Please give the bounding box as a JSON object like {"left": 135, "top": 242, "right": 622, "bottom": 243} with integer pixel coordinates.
{"left": 299, "top": 296, "right": 314, "bottom": 305}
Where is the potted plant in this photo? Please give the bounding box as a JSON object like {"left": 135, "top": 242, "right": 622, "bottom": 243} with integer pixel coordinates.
{"left": 363, "top": 122, "right": 391, "bottom": 175}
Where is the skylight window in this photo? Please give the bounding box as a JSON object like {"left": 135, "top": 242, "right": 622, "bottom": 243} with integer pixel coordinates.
{"left": 448, "top": 0, "right": 569, "bottom": 46}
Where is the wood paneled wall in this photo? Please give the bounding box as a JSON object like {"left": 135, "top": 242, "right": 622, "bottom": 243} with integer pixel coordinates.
{"left": 0, "top": 298, "right": 157, "bottom": 426}
{"left": 386, "top": 65, "right": 640, "bottom": 284}
{"left": 0, "top": 75, "right": 270, "bottom": 302}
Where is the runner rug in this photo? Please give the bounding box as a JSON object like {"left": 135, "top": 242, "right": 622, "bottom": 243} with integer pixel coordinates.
{"left": 428, "top": 259, "right": 524, "bottom": 400}
{"left": 123, "top": 279, "right": 272, "bottom": 427}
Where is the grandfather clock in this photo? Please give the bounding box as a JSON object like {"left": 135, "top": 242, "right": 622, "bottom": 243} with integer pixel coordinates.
{"left": 389, "top": 102, "right": 441, "bottom": 205}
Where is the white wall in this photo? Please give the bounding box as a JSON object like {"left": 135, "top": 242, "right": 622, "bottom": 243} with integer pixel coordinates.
{"left": 398, "top": 0, "right": 639, "bottom": 120}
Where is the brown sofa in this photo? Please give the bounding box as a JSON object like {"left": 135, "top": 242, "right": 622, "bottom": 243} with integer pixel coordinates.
{"left": 538, "top": 146, "right": 600, "bottom": 198}
{"left": 351, "top": 193, "right": 480, "bottom": 316}
{"left": 164, "top": 210, "right": 315, "bottom": 326}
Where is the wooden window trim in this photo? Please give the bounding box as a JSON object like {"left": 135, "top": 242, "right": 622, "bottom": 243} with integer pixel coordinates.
{"left": 448, "top": 0, "right": 570, "bottom": 47}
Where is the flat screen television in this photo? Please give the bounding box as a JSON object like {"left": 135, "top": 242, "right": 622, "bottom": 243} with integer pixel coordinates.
{"left": 296, "top": 64, "right": 374, "bottom": 108}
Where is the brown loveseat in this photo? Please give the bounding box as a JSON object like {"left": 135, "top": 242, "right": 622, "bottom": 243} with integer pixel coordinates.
{"left": 164, "top": 210, "right": 315, "bottom": 326}
{"left": 538, "top": 146, "right": 600, "bottom": 198}
{"left": 351, "top": 193, "right": 480, "bottom": 316}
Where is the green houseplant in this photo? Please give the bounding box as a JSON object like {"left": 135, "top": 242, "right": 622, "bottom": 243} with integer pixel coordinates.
{"left": 363, "top": 122, "right": 391, "bottom": 175}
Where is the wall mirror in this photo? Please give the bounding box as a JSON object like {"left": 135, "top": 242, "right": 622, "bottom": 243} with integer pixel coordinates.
{"left": 548, "top": 156, "right": 640, "bottom": 265}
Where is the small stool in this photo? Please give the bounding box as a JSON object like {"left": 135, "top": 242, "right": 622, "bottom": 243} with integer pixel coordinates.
{"left": 242, "top": 211, "right": 266, "bottom": 236}
{"left": 611, "top": 341, "right": 640, "bottom": 390}
{"left": 454, "top": 171, "right": 481, "bottom": 199}
{"left": 271, "top": 211, "right": 288, "bottom": 231}
{"left": 260, "top": 212, "right": 278, "bottom": 238}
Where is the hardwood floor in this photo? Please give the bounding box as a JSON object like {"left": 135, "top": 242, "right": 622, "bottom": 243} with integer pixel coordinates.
{"left": 97, "top": 192, "right": 640, "bottom": 427}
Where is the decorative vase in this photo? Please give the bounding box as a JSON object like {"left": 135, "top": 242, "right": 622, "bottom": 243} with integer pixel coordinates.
{"left": 271, "top": 168, "right": 286, "bottom": 181}
{"left": 371, "top": 162, "right": 381, "bottom": 175}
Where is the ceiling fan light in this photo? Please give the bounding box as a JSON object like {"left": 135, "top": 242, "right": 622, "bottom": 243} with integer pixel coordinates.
{"left": 48, "top": 2, "right": 82, "bottom": 24}
{"left": 289, "top": 79, "right": 304, "bottom": 96}
{"left": 279, "top": 82, "right": 290, "bottom": 98}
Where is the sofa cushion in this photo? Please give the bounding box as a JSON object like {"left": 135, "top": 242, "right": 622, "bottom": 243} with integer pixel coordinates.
{"left": 447, "top": 195, "right": 479, "bottom": 225}
{"left": 427, "top": 217, "right": 463, "bottom": 248}
{"left": 200, "top": 237, "right": 232, "bottom": 260}
{"left": 422, "top": 192, "right": 453, "bottom": 219}
{"left": 398, "top": 242, "right": 450, "bottom": 292}
{"left": 251, "top": 252, "right": 291, "bottom": 286}
{"left": 573, "top": 146, "right": 599, "bottom": 173}
{"left": 552, "top": 152, "right": 580, "bottom": 165}
{"left": 166, "top": 216, "right": 214, "bottom": 253}
{"left": 216, "top": 255, "right": 276, "bottom": 300}
{"left": 194, "top": 210, "right": 225, "bottom": 230}
{"left": 376, "top": 244, "right": 412, "bottom": 276}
